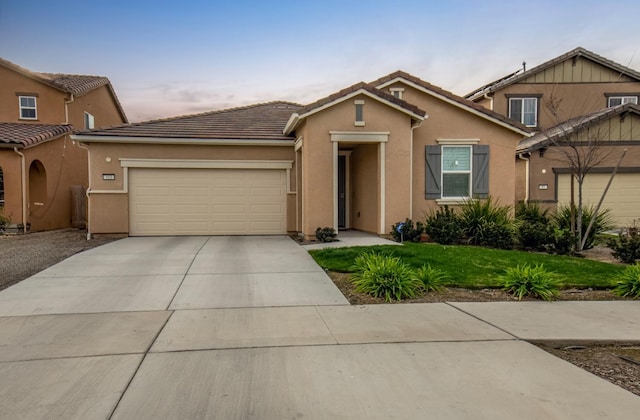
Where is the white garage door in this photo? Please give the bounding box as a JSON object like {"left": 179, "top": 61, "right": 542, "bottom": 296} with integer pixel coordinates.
{"left": 129, "top": 168, "right": 287, "bottom": 236}
{"left": 557, "top": 173, "right": 640, "bottom": 227}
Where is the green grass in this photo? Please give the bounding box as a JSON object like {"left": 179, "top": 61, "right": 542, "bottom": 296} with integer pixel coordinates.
{"left": 309, "top": 242, "right": 624, "bottom": 289}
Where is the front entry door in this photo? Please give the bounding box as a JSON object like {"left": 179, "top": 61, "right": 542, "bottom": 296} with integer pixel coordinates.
{"left": 338, "top": 155, "right": 346, "bottom": 229}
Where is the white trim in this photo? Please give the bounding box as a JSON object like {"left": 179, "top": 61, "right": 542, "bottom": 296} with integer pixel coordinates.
{"left": 283, "top": 88, "right": 425, "bottom": 135}
{"left": 390, "top": 87, "right": 404, "bottom": 99}
{"left": 333, "top": 141, "right": 339, "bottom": 232}
{"left": 119, "top": 158, "right": 293, "bottom": 169}
{"left": 437, "top": 138, "right": 480, "bottom": 145}
{"left": 441, "top": 145, "right": 472, "bottom": 200}
{"left": 354, "top": 99, "right": 365, "bottom": 105}
{"left": 286, "top": 168, "right": 295, "bottom": 194}
{"left": 71, "top": 134, "right": 294, "bottom": 146}
{"left": 375, "top": 77, "right": 531, "bottom": 136}
{"left": 354, "top": 121, "right": 366, "bottom": 127}
{"left": 379, "top": 142, "right": 386, "bottom": 234}
{"left": 436, "top": 198, "right": 467, "bottom": 206}
{"left": 18, "top": 95, "right": 37, "bottom": 120}
{"left": 294, "top": 136, "right": 303, "bottom": 151}
{"left": 84, "top": 112, "right": 95, "bottom": 129}
{"left": 330, "top": 131, "right": 389, "bottom": 143}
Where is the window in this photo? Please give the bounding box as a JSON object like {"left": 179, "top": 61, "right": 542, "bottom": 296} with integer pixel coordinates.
{"left": 19, "top": 96, "right": 37, "bottom": 120}
{"left": 508, "top": 97, "right": 537, "bottom": 127}
{"left": 354, "top": 100, "right": 365, "bottom": 126}
{"left": 441, "top": 146, "right": 471, "bottom": 198}
{"left": 608, "top": 96, "right": 638, "bottom": 107}
{"left": 84, "top": 112, "right": 95, "bottom": 129}
{"left": 425, "top": 144, "right": 489, "bottom": 201}
{"left": 390, "top": 88, "right": 404, "bottom": 100}
{"left": 0, "top": 166, "right": 4, "bottom": 206}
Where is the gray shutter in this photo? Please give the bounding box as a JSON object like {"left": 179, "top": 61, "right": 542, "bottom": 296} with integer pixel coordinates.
{"left": 472, "top": 144, "right": 490, "bottom": 199}
{"left": 425, "top": 145, "right": 441, "bottom": 199}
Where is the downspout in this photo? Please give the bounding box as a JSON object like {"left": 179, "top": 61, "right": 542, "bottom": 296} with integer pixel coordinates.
{"left": 77, "top": 142, "right": 92, "bottom": 240}
{"left": 13, "top": 147, "right": 27, "bottom": 234}
{"left": 483, "top": 93, "right": 494, "bottom": 111}
{"left": 410, "top": 120, "right": 424, "bottom": 219}
{"left": 64, "top": 94, "right": 74, "bottom": 125}
{"left": 517, "top": 153, "right": 530, "bottom": 203}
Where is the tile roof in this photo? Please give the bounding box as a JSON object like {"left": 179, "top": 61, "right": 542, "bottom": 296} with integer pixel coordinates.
{"left": 294, "top": 81, "right": 426, "bottom": 118}
{"left": 516, "top": 103, "right": 640, "bottom": 153}
{"left": 466, "top": 47, "right": 640, "bottom": 101}
{"left": 0, "top": 57, "right": 128, "bottom": 123}
{"left": 371, "top": 70, "right": 531, "bottom": 134}
{"left": 0, "top": 123, "right": 73, "bottom": 148}
{"left": 80, "top": 101, "right": 302, "bottom": 141}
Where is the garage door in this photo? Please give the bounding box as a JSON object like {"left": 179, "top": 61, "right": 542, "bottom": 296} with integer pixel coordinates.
{"left": 129, "top": 168, "right": 287, "bottom": 236}
{"left": 557, "top": 173, "right": 640, "bottom": 227}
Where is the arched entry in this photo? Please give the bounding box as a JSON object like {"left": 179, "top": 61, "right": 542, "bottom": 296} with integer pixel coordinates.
{"left": 29, "top": 160, "right": 47, "bottom": 212}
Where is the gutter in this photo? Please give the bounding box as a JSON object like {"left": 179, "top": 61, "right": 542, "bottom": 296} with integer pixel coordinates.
{"left": 12, "top": 147, "right": 27, "bottom": 234}
{"left": 483, "top": 93, "right": 494, "bottom": 111}
{"left": 517, "top": 153, "right": 530, "bottom": 203}
{"left": 71, "top": 134, "right": 295, "bottom": 146}
{"left": 64, "top": 94, "right": 74, "bottom": 124}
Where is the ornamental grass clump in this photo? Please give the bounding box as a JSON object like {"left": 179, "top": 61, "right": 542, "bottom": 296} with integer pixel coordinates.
{"left": 613, "top": 263, "right": 640, "bottom": 299}
{"left": 501, "top": 263, "right": 559, "bottom": 301}
{"left": 415, "top": 264, "right": 447, "bottom": 292}
{"left": 351, "top": 252, "right": 423, "bottom": 302}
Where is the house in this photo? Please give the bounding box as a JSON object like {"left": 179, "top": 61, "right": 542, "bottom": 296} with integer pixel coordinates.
{"left": 72, "top": 72, "right": 528, "bottom": 238}
{"left": 467, "top": 47, "right": 640, "bottom": 226}
{"left": 0, "top": 58, "right": 128, "bottom": 232}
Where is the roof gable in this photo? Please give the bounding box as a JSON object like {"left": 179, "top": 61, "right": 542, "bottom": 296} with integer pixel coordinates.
{"left": 372, "top": 71, "right": 531, "bottom": 136}
{"left": 467, "top": 47, "right": 640, "bottom": 101}
{"left": 0, "top": 123, "right": 73, "bottom": 148}
{"left": 76, "top": 101, "right": 302, "bottom": 142}
{"left": 517, "top": 103, "right": 640, "bottom": 152}
{"left": 283, "top": 82, "right": 426, "bottom": 135}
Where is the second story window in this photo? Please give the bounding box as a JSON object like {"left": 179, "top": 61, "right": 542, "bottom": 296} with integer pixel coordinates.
{"left": 354, "top": 100, "right": 365, "bottom": 126}
{"left": 19, "top": 96, "right": 37, "bottom": 120}
{"left": 508, "top": 97, "right": 538, "bottom": 127}
{"left": 84, "top": 112, "right": 95, "bottom": 129}
{"left": 390, "top": 88, "right": 404, "bottom": 100}
{"left": 607, "top": 95, "right": 638, "bottom": 107}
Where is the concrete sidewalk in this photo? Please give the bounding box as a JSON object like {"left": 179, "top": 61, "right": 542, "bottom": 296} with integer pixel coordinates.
{"left": 0, "top": 236, "right": 639, "bottom": 419}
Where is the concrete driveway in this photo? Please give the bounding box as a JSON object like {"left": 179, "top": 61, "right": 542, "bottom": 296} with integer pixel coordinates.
{"left": 0, "top": 236, "right": 639, "bottom": 419}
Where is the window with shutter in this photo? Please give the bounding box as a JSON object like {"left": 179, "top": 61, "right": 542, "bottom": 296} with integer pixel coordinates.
{"left": 425, "top": 144, "right": 490, "bottom": 201}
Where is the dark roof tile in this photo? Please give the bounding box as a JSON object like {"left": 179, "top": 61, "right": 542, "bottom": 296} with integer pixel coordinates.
{"left": 0, "top": 123, "right": 73, "bottom": 148}
{"left": 81, "top": 101, "right": 302, "bottom": 141}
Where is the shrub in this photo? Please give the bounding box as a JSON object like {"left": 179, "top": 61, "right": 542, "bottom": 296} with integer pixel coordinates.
{"left": 501, "top": 264, "right": 560, "bottom": 301}
{"left": 613, "top": 263, "right": 640, "bottom": 299}
{"left": 515, "top": 202, "right": 554, "bottom": 251}
{"left": 315, "top": 227, "right": 337, "bottom": 243}
{"left": 545, "top": 228, "right": 575, "bottom": 255}
{"left": 424, "top": 205, "right": 462, "bottom": 245}
{"left": 351, "top": 252, "right": 423, "bottom": 302}
{"left": 553, "top": 205, "right": 614, "bottom": 250}
{"left": 459, "top": 197, "right": 514, "bottom": 249}
{"left": 415, "top": 264, "right": 446, "bottom": 292}
{"left": 607, "top": 226, "right": 640, "bottom": 264}
{"left": 0, "top": 209, "right": 9, "bottom": 232}
{"left": 390, "top": 219, "right": 424, "bottom": 243}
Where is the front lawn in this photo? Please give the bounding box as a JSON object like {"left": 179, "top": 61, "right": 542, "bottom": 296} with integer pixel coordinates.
{"left": 309, "top": 242, "right": 624, "bottom": 289}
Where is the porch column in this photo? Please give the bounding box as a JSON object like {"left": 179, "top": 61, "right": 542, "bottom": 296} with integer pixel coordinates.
{"left": 379, "top": 141, "right": 386, "bottom": 234}
{"left": 333, "top": 140, "right": 339, "bottom": 232}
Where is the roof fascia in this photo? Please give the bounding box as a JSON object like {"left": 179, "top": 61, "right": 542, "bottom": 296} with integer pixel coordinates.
{"left": 379, "top": 77, "right": 531, "bottom": 136}
{"left": 285, "top": 88, "right": 425, "bottom": 135}
{"left": 71, "top": 134, "right": 294, "bottom": 146}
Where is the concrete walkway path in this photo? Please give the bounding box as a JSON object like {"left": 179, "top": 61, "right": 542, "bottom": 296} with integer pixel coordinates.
{"left": 0, "top": 236, "right": 639, "bottom": 419}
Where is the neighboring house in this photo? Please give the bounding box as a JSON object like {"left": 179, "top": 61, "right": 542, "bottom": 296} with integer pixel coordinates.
{"left": 467, "top": 47, "right": 640, "bottom": 226}
{"left": 0, "top": 58, "right": 128, "bottom": 231}
{"left": 73, "top": 72, "right": 528, "bottom": 238}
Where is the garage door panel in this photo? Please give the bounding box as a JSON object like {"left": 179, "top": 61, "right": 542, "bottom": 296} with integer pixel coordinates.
{"left": 557, "top": 173, "right": 640, "bottom": 227}
{"left": 129, "top": 168, "right": 286, "bottom": 236}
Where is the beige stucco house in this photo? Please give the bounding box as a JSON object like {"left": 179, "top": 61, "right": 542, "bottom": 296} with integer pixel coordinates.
{"left": 73, "top": 72, "right": 529, "bottom": 238}
{"left": 466, "top": 47, "right": 640, "bottom": 226}
{"left": 0, "top": 57, "right": 127, "bottom": 232}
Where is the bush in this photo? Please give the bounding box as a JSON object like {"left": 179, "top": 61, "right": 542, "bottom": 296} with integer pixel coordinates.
{"left": 459, "top": 197, "right": 514, "bottom": 249}
{"left": 0, "top": 209, "right": 9, "bottom": 232}
{"left": 315, "top": 227, "right": 337, "bottom": 243}
{"left": 415, "top": 264, "right": 446, "bottom": 292}
{"left": 607, "top": 227, "right": 640, "bottom": 264}
{"left": 613, "top": 263, "right": 640, "bottom": 299}
{"left": 553, "top": 205, "right": 614, "bottom": 250}
{"left": 515, "top": 203, "right": 554, "bottom": 251}
{"left": 545, "top": 228, "right": 575, "bottom": 255}
{"left": 501, "top": 264, "right": 560, "bottom": 301}
{"left": 351, "top": 252, "right": 423, "bottom": 302}
{"left": 390, "top": 219, "right": 424, "bottom": 243}
{"left": 424, "top": 206, "right": 462, "bottom": 245}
